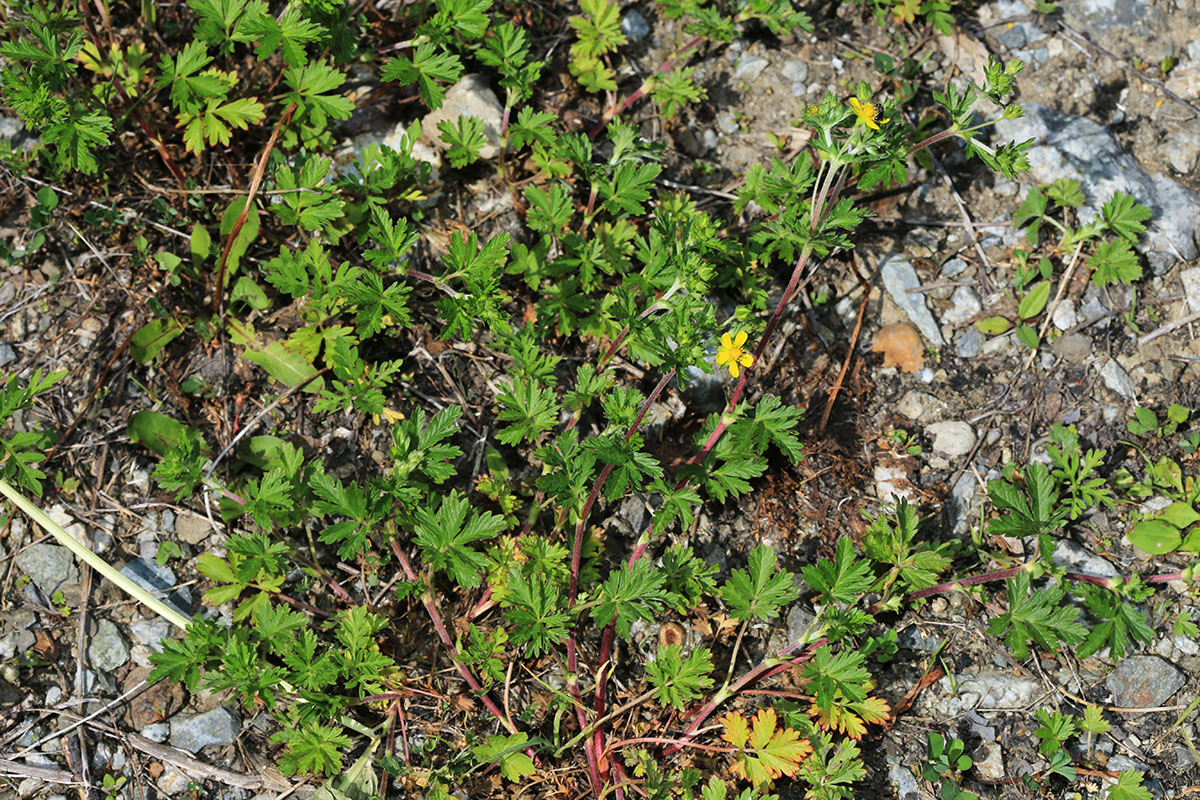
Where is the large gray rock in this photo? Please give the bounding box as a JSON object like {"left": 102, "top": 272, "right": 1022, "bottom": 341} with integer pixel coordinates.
{"left": 1061, "top": 0, "right": 1169, "bottom": 62}
{"left": 14, "top": 544, "right": 78, "bottom": 598}
{"left": 995, "top": 104, "right": 1200, "bottom": 272}
{"left": 880, "top": 255, "right": 944, "bottom": 346}
{"left": 87, "top": 619, "right": 129, "bottom": 671}
{"left": 120, "top": 558, "right": 192, "bottom": 620}
{"left": 169, "top": 707, "right": 241, "bottom": 753}
{"left": 1107, "top": 655, "right": 1184, "bottom": 708}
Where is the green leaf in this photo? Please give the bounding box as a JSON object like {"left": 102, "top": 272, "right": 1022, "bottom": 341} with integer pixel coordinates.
{"left": 646, "top": 644, "right": 713, "bottom": 710}
{"left": 244, "top": 341, "right": 324, "bottom": 390}
{"left": 985, "top": 571, "right": 1086, "bottom": 659}
{"left": 1101, "top": 192, "right": 1152, "bottom": 243}
{"left": 130, "top": 317, "right": 185, "bottom": 363}
{"left": 495, "top": 377, "right": 559, "bottom": 445}
{"left": 802, "top": 537, "right": 873, "bottom": 605}
{"left": 414, "top": 491, "right": 507, "bottom": 588}
{"left": 1108, "top": 770, "right": 1152, "bottom": 800}
{"left": 1160, "top": 501, "right": 1200, "bottom": 529}
{"left": 437, "top": 114, "right": 488, "bottom": 168}
{"left": 380, "top": 43, "right": 464, "bottom": 110}
{"left": 974, "top": 316, "right": 1012, "bottom": 335}
{"left": 590, "top": 559, "right": 673, "bottom": 637}
{"left": 128, "top": 411, "right": 201, "bottom": 456}
{"left": 1076, "top": 584, "right": 1155, "bottom": 661}
{"left": 472, "top": 733, "right": 536, "bottom": 781}
{"left": 1018, "top": 280, "right": 1051, "bottom": 319}
{"left": 1087, "top": 238, "right": 1141, "bottom": 286}
{"left": 721, "top": 544, "right": 799, "bottom": 622}
{"left": 1127, "top": 519, "right": 1182, "bottom": 556}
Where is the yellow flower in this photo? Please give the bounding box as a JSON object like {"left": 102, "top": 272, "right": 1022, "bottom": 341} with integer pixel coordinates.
{"left": 848, "top": 97, "right": 889, "bottom": 130}
{"left": 372, "top": 407, "right": 406, "bottom": 426}
{"left": 716, "top": 330, "right": 754, "bottom": 378}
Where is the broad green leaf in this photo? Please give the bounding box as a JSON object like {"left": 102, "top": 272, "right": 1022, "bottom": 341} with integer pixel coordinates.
{"left": 243, "top": 341, "right": 324, "bottom": 391}
{"left": 1159, "top": 501, "right": 1200, "bottom": 529}
{"left": 1127, "top": 519, "right": 1181, "bottom": 555}
{"left": 1018, "top": 280, "right": 1051, "bottom": 319}
{"left": 130, "top": 317, "right": 185, "bottom": 363}
{"left": 975, "top": 316, "right": 1012, "bottom": 335}
{"left": 128, "top": 411, "right": 200, "bottom": 456}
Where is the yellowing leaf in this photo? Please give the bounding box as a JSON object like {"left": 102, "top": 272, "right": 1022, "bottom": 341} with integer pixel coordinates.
{"left": 810, "top": 696, "right": 891, "bottom": 741}
{"left": 720, "top": 711, "right": 750, "bottom": 748}
{"left": 723, "top": 708, "right": 812, "bottom": 786}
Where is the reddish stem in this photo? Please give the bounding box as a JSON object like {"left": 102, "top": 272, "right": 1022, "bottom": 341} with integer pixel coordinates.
{"left": 589, "top": 36, "right": 705, "bottom": 138}
{"left": 388, "top": 541, "right": 516, "bottom": 735}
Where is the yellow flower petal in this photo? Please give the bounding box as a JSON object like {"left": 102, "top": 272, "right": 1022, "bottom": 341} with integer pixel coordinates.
{"left": 721, "top": 332, "right": 734, "bottom": 349}
{"left": 716, "top": 350, "right": 731, "bottom": 366}
{"left": 729, "top": 361, "right": 740, "bottom": 378}
{"left": 733, "top": 330, "right": 748, "bottom": 348}
{"left": 738, "top": 352, "right": 754, "bottom": 368}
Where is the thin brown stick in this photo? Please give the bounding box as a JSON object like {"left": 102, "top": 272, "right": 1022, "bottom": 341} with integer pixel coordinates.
{"left": 212, "top": 102, "right": 297, "bottom": 315}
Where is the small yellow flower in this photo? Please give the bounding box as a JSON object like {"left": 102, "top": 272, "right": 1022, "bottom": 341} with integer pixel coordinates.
{"left": 848, "top": 97, "right": 889, "bottom": 130}
{"left": 716, "top": 330, "right": 754, "bottom": 378}
{"left": 372, "top": 407, "right": 406, "bottom": 426}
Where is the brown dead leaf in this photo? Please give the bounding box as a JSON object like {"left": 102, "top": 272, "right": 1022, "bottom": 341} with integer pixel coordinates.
{"left": 32, "top": 630, "right": 56, "bottom": 659}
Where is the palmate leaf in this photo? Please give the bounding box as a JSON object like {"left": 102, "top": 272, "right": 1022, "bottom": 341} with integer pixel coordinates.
{"left": 801, "top": 537, "right": 873, "bottom": 605}
{"left": 721, "top": 544, "right": 799, "bottom": 622}
{"left": 178, "top": 95, "right": 265, "bottom": 154}
{"left": 1101, "top": 192, "right": 1152, "bottom": 243}
{"left": 646, "top": 644, "right": 713, "bottom": 710}
{"left": 809, "top": 694, "right": 890, "bottom": 741}
{"left": 380, "top": 43, "right": 463, "bottom": 110}
{"left": 986, "top": 571, "right": 1086, "bottom": 659}
{"left": 1075, "top": 584, "right": 1154, "bottom": 660}
{"left": 413, "top": 491, "right": 507, "bottom": 587}
{"left": 721, "top": 707, "right": 813, "bottom": 786}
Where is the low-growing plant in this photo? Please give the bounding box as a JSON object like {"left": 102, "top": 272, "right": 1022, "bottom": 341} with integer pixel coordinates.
{"left": 0, "top": 0, "right": 1194, "bottom": 797}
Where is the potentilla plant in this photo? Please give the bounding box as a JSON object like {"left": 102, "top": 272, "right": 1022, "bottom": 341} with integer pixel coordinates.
{"left": 0, "top": 0, "right": 1168, "bottom": 797}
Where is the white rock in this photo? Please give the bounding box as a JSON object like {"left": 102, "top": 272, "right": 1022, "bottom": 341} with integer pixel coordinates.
{"left": 974, "top": 742, "right": 1004, "bottom": 781}
{"left": 1052, "top": 298, "right": 1078, "bottom": 330}
{"left": 943, "top": 286, "right": 982, "bottom": 324}
{"left": 420, "top": 74, "right": 504, "bottom": 162}
{"left": 1099, "top": 358, "right": 1136, "bottom": 399}
{"left": 926, "top": 421, "right": 977, "bottom": 457}
{"left": 874, "top": 464, "right": 913, "bottom": 503}
{"left": 1181, "top": 267, "right": 1200, "bottom": 313}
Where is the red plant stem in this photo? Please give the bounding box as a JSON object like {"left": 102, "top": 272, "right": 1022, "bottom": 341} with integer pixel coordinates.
{"left": 902, "top": 565, "right": 1192, "bottom": 607}
{"left": 907, "top": 127, "right": 961, "bottom": 156}
{"left": 213, "top": 102, "right": 297, "bottom": 315}
{"left": 567, "top": 369, "right": 677, "bottom": 607}
{"left": 589, "top": 36, "right": 705, "bottom": 138}
{"left": 603, "top": 737, "right": 733, "bottom": 756}
{"left": 664, "top": 638, "right": 827, "bottom": 756}
{"left": 388, "top": 540, "right": 517, "bottom": 735}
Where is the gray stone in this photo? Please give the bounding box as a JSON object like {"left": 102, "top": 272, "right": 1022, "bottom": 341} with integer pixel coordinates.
{"left": 620, "top": 9, "right": 650, "bottom": 42}
{"left": 1181, "top": 267, "right": 1200, "bottom": 314}
{"left": 941, "top": 257, "right": 969, "bottom": 277}
{"left": 129, "top": 617, "right": 173, "bottom": 649}
{"left": 898, "top": 625, "right": 943, "bottom": 652}
{"left": 887, "top": 758, "right": 920, "bottom": 800}
{"left": 1166, "top": 129, "right": 1200, "bottom": 176}
{"left": 174, "top": 513, "right": 213, "bottom": 546}
{"left": 1051, "top": 298, "right": 1078, "bottom": 330}
{"left": 0, "top": 342, "right": 15, "bottom": 368}
{"left": 785, "top": 604, "right": 816, "bottom": 647}
{"left": 14, "top": 544, "right": 78, "bottom": 599}
{"left": 896, "top": 390, "right": 947, "bottom": 421}
{"left": 949, "top": 471, "right": 977, "bottom": 534}
{"left": 733, "top": 54, "right": 769, "bottom": 82}
{"left": 974, "top": 742, "right": 1004, "bottom": 780}
{"left": 995, "top": 104, "right": 1200, "bottom": 271}
{"left": 1062, "top": 0, "right": 1167, "bottom": 60}
{"left": 880, "top": 255, "right": 944, "bottom": 346}
{"left": 157, "top": 765, "right": 192, "bottom": 796}
{"left": 87, "top": 619, "right": 129, "bottom": 671}
{"left": 874, "top": 463, "right": 913, "bottom": 504}
{"left": 169, "top": 707, "right": 241, "bottom": 753}
{"left": 120, "top": 559, "right": 192, "bottom": 620}
{"left": 0, "top": 116, "right": 23, "bottom": 140}
{"left": 1051, "top": 333, "right": 1092, "bottom": 364}
{"left": 141, "top": 722, "right": 170, "bottom": 742}
{"left": 781, "top": 59, "right": 808, "bottom": 83}
{"left": 421, "top": 74, "right": 504, "bottom": 162}
{"left": 926, "top": 421, "right": 976, "bottom": 457}
{"left": 681, "top": 365, "right": 726, "bottom": 414}
{"left": 943, "top": 286, "right": 982, "bottom": 324}
{"left": 956, "top": 327, "right": 983, "bottom": 358}
{"left": 1099, "top": 359, "right": 1136, "bottom": 399}
{"left": 1107, "top": 656, "right": 1184, "bottom": 708}
{"left": 1052, "top": 539, "right": 1118, "bottom": 578}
